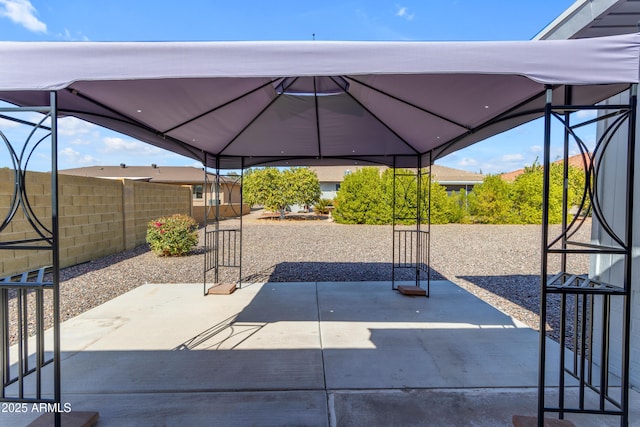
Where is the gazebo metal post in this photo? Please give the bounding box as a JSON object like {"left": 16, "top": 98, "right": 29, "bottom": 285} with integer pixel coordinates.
{"left": 620, "top": 83, "right": 636, "bottom": 427}
{"left": 423, "top": 153, "right": 432, "bottom": 295}
{"left": 557, "top": 86, "right": 572, "bottom": 420}
{"left": 203, "top": 156, "right": 243, "bottom": 294}
{"left": 203, "top": 153, "right": 209, "bottom": 295}
{"left": 204, "top": 156, "right": 223, "bottom": 290}
{"left": 392, "top": 156, "right": 396, "bottom": 289}
{"left": 238, "top": 158, "right": 244, "bottom": 288}
{"left": 537, "top": 84, "right": 637, "bottom": 427}
{"left": 537, "top": 86, "right": 553, "bottom": 427}
{"left": 0, "top": 92, "right": 62, "bottom": 426}
{"left": 214, "top": 156, "right": 221, "bottom": 284}
{"left": 50, "top": 91, "right": 62, "bottom": 427}
{"left": 416, "top": 155, "right": 422, "bottom": 288}
{"left": 391, "top": 155, "right": 430, "bottom": 295}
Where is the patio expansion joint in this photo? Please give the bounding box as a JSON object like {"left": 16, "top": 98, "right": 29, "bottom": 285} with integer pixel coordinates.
{"left": 314, "top": 281, "right": 332, "bottom": 427}
{"left": 60, "top": 387, "right": 331, "bottom": 396}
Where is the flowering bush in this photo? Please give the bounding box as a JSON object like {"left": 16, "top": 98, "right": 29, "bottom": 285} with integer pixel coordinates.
{"left": 146, "top": 214, "right": 198, "bottom": 256}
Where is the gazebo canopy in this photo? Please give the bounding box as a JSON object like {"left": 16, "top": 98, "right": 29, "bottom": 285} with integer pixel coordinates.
{"left": 1, "top": 33, "right": 639, "bottom": 169}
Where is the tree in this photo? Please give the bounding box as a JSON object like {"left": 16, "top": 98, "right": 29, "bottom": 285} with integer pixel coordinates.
{"left": 509, "top": 162, "right": 564, "bottom": 224}
{"left": 284, "top": 167, "right": 322, "bottom": 210}
{"left": 468, "top": 174, "right": 514, "bottom": 224}
{"left": 334, "top": 167, "right": 459, "bottom": 225}
{"left": 381, "top": 168, "right": 415, "bottom": 225}
{"left": 450, "top": 189, "right": 472, "bottom": 224}
{"left": 333, "top": 167, "right": 388, "bottom": 224}
{"left": 243, "top": 167, "right": 321, "bottom": 218}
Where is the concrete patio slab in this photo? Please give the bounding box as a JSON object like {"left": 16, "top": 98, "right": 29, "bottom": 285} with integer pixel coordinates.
{"left": 329, "top": 387, "right": 640, "bottom": 427}
{"left": 1, "top": 280, "right": 638, "bottom": 426}
{"left": 317, "top": 281, "right": 554, "bottom": 389}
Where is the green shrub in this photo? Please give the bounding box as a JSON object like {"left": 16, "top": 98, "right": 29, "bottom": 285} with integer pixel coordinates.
{"left": 428, "top": 178, "right": 460, "bottom": 224}
{"left": 146, "top": 214, "right": 198, "bottom": 256}
{"left": 314, "top": 198, "right": 333, "bottom": 214}
{"left": 468, "top": 174, "right": 514, "bottom": 224}
{"left": 333, "top": 167, "right": 389, "bottom": 224}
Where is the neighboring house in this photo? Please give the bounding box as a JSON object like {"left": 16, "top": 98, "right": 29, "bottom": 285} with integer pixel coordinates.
{"left": 309, "top": 165, "right": 375, "bottom": 201}
{"left": 309, "top": 164, "right": 484, "bottom": 200}
{"left": 500, "top": 153, "right": 592, "bottom": 182}
{"left": 59, "top": 164, "right": 248, "bottom": 223}
{"left": 430, "top": 164, "right": 485, "bottom": 194}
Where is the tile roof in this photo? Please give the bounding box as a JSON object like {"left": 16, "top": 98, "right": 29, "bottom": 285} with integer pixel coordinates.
{"left": 500, "top": 154, "right": 591, "bottom": 182}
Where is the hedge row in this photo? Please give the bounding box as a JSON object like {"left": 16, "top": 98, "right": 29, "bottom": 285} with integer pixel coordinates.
{"left": 332, "top": 163, "right": 586, "bottom": 225}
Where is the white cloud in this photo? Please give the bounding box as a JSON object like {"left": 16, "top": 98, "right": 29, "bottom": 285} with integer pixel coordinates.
{"left": 0, "top": 117, "right": 21, "bottom": 129}
{"left": 100, "top": 137, "right": 147, "bottom": 154}
{"left": 67, "top": 137, "right": 93, "bottom": 146}
{"left": 479, "top": 162, "right": 499, "bottom": 174}
{"left": 395, "top": 5, "right": 414, "bottom": 21}
{"left": 458, "top": 157, "right": 478, "bottom": 167}
{"left": 529, "top": 145, "right": 543, "bottom": 153}
{"left": 355, "top": 8, "right": 413, "bottom": 40}
{"left": 59, "top": 147, "right": 97, "bottom": 165}
{"left": 58, "top": 117, "right": 96, "bottom": 136}
{"left": 500, "top": 153, "right": 524, "bottom": 162}
{"left": 575, "top": 109, "right": 598, "bottom": 119}
{"left": 99, "top": 136, "right": 174, "bottom": 158}
{"left": 58, "top": 27, "right": 90, "bottom": 41}
{"left": 0, "top": 0, "right": 47, "bottom": 33}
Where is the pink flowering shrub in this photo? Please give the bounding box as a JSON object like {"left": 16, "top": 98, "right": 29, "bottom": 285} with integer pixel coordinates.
{"left": 146, "top": 214, "right": 198, "bottom": 256}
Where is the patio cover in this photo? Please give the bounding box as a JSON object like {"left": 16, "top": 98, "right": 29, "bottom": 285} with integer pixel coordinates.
{"left": 1, "top": 33, "right": 640, "bottom": 169}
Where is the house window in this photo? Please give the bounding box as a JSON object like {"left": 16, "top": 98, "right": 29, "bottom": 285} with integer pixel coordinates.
{"left": 335, "top": 184, "right": 341, "bottom": 191}
{"left": 193, "top": 185, "right": 203, "bottom": 199}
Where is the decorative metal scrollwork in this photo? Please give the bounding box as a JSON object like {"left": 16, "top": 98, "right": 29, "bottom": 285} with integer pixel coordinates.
{"left": 547, "top": 108, "right": 631, "bottom": 251}
{"left": 0, "top": 113, "right": 53, "bottom": 248}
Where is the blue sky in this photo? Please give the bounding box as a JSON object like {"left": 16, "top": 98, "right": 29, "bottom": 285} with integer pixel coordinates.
{"left": 1, "top": 0, "right": 582, "bottom": 174}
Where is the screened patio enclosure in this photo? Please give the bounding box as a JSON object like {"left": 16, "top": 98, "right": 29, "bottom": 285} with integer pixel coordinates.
{"left": 1, "top": 33, "right": 640, "bottom": 426}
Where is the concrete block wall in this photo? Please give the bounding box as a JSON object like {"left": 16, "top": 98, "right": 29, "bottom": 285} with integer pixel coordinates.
{"left": 0, "top": 170, "right": 191, "bottom": 277}
{"left": 128, "top": 180, "right": 193, "bottom": 249}
{"left": 59, "top": 174, "right": 124, "bottom": 267}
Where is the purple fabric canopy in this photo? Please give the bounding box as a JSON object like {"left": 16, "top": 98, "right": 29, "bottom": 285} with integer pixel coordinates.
{"left": 1, "top": 34, "right": 639, "bottom": 168}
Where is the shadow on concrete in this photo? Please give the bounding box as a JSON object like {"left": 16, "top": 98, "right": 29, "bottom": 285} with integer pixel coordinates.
{"left": 241, "top": 261, "right": 445, "bottom": 283}
{"left": 3, "top": 281, "right": 632, "bottom": 427}
{"left": 458, "top": 274, "right": 574, "bottom": 346}
{"left": 457, "top": 274, "right": 541, "bottom": 314}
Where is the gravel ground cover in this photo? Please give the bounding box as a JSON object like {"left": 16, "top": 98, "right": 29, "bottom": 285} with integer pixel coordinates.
{"left": 8, "top": 211, "right": 592, "bottom": 346}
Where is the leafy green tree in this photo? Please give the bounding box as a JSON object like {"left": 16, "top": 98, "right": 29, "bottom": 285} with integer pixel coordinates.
{"left": 243, "top": 167, "right": 320, "bottom": 217}
{"left": 468, "top": 174, "right": 514, "bottom": 224}
{"left": 381, "top": 168, "right": 415, "bottom": 225}
{"left": 450, "top": 189, "right": 472, "bottom": 224}
{"left": 333, "top": 167, "right": 388, "bottom": 224}
{"left": 565, "top": 162, "right": 589, "bottom": 216}
{"left": 284, "top": 167, "right": 322, "bottom": 210}
{"left": 380, "top": 168, "right": 454, "bottom": 225}
{"left": 334, "top": 167, "right": 459, "bottom": 225}
{"left": 427, "top": 176, "right": 459, "bottom": 224}
{"left": 507, "top": 161, "right": 586, "bottom": 224}
{"left": 510, "top": 162, "right": 565, "bottom": 224}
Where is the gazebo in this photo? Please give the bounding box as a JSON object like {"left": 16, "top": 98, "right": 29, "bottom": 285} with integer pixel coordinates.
{"left": 1, "top": 34, "right": 638, "bottom": 426}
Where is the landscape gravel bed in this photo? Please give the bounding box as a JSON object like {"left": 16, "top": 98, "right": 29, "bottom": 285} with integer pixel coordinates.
{"left": 8, "top": 213, "right": 591, "bottom": 346}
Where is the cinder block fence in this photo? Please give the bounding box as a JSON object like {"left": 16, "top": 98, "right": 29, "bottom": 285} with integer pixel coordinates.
{"left": 0, "top": 170, "right": 192, "bottom": 277}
